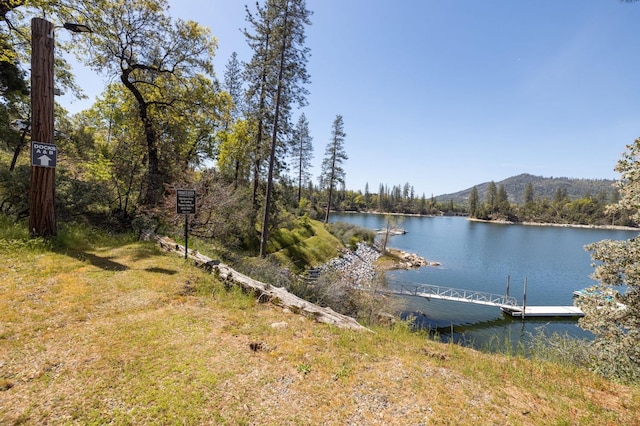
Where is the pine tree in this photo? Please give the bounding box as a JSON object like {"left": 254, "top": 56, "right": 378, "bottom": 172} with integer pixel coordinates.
{"left": 321, "top": 115, "right": 347, "bottom": 223}
{"left": 223, "top": 52, "right": 244, "bottom": 125}
{"left": 291, "top": 113, "right": 313, "bottom": 204}
{"left": 524, "top": 182, "right": 534, "bottom": 205}
{"left": 497, "top": 184, "right": 509, "bottom": 215}
{"left": 469, "top": 186, "right": 479, "bottom": 217}
{"left": 486, "top": 181, "right": 498, "bottom": 213}
{"left": 243, "top": 0, "right": 312, "bottom": 257}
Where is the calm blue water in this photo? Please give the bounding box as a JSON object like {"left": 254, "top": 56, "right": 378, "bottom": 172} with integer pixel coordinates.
{"left": 330, "top": 213, "right": 639, "bottom": 350}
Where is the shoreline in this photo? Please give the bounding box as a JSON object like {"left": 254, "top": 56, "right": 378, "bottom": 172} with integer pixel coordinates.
{"left": 335, "top": 210, "right": 639, "bottom": 232}
{"left": 467, "top": 217, "right": 640, "bottom": 232}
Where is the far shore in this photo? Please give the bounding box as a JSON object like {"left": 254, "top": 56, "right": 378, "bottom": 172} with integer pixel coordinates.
{"left": 334, "top": 210, "right": 639, "bottom": 232}
{"left": 467, "top": 217, "right": 640, "bottom": 232}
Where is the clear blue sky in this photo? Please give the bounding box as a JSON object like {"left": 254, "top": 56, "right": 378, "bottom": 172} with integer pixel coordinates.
{"left": 61, "top": 0, "right": 640, "bottom": 197}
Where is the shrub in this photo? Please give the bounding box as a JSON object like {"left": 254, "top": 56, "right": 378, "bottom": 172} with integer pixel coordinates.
{"left": 325, "top": 221, "right": 375, "bottom": 250}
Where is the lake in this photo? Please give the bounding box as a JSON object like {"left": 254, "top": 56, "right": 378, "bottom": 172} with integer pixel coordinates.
{"left": 329, "top": 213, "right": 639, "bottom": 350}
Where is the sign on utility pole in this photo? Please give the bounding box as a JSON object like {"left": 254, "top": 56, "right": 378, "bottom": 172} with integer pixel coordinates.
{"left": 176, "top": 189, "right": 196, "bottom": 259}
{"left": 31, "top": 142, "right": 57, "bottom": 168}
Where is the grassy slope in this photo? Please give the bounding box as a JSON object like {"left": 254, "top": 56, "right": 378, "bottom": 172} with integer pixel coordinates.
{"left": 1, "top": 237, "right": 639, "bottom": 424}
{"left": 269, "top": 216, "right": 342, "bottom": 271}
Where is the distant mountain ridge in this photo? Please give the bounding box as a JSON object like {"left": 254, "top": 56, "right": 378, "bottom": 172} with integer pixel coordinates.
{"left": 435, "top": 173, "right": 617, "bottom": 205}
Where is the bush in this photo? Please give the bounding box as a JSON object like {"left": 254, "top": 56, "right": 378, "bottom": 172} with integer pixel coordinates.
{"left": 0, "top": 164, "right": 29, "bottom": 218}
{"left": 325, "top": 221, "right": 375, "bottom": 250}
{"left": 290, "top": 268, "right": 403, "bottom": 326}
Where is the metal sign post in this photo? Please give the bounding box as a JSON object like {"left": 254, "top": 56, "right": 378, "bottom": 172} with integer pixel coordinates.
{"left": 176, "top": 189, "right": 196, "bottom": 259}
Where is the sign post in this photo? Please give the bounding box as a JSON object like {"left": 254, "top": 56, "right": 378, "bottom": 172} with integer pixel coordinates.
{"left": 176, "top": 189, "right": 196, "bottom": 259}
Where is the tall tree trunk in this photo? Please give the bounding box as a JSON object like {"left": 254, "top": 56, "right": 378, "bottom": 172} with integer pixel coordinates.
{"left": 260, "top": 3, "right": 289, "bottom": 258}
{"left": 143, "top": 116, "right": 162, "bottom": 206}
{"left": 251, "top": 32, "right": 270, "bottom": 210}
{"left": 28, "top": 18, "right": 56, "bottom": 237}
{"left": 297, "top": 139, "right": 303, "bottom": 204}
{"left": 324, "top": 180, "right": 334, "bottom": 224}
{"left": 121, "top": 72, "right": 162, "bottom": 207}
{"left": 252, "top": 122, "right": 263, "bottom": 209}
{"left": 9, "top": 129, "right": 28, "bottom": 171}
{"left": 234, "top": 159, "right": 240, "bottom": 190}
{"left": 324, "top": 145, "right": 337, "bottom": 223}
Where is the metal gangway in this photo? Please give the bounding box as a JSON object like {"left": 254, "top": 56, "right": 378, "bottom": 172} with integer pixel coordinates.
{"left": 375, "top": 282, "right": 519, "bottom": 309}
{"left": 370, "top": 281, "right": 584, "bottom": 318}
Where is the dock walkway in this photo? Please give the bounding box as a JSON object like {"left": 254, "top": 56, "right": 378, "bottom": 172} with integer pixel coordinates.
{"left": 375, "top": 282, "right": 584, "bottom": 319}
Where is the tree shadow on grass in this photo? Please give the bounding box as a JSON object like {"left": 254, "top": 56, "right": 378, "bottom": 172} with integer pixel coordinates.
{"left": 67, "top": 251, "right": 129, "bottom": 271}
{"left": 144, "top": 267, "right": 178, "bottom": 275}
{"left": 65, "top": 249, "right": 179, "bottom": 274}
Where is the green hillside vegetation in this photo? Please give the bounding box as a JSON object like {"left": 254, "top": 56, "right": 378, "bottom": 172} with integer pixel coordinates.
{"left": 268, "top": 216, "right": 342, "bottom": 271}
{"left": 2, "top": 222, "right": 639, "bottom": 424}
{"left": 437, "top": 173, "right": 617, "bottom": 205}
{"left": 461, "top": 174, "right": 632, "bottom": 226}
{"left": 328, "top": 174, "right": 625, "bottom": 225}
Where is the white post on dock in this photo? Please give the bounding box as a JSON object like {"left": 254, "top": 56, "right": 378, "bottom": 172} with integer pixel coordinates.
{"left": 522, "top": 277, "right": 528, "bottom": 320}
{"left": 506, "top": 275, "right": 510, "bottom": 298}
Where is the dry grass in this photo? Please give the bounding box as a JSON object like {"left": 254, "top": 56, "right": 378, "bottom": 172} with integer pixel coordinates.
{"left": 1, "top": 239, "right": 639, "bottom": 425}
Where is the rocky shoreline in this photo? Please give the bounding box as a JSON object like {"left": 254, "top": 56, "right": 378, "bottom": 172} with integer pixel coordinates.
{"left": 385, "top": 247, "right": 441, "bottom": 269}
{"left": 318, "top": 243, "right": 438, "bottom": 286}
{"left": 318, "top": 242, "right": 381, "bottom": 285}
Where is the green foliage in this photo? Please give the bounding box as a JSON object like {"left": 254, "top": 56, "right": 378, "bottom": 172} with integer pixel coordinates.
{"left": 293, "top": 268, "right": 403, "bottom": 326}
{"left": 291, "top": 114, "right": 314, "bottom": 204}
{"left": 234, "top": 255, "right": 295, "bottom": 290}
{"left": 527, "top": 329, "right": 592, "bottom": 369}
{"left": 0, "top": 214, "right": 135, "bottom": 253}
{"left": 0, "top": 216, "right": 50, "bottom": 252}
{"left": 63, "top": 0, "right": 222, "bottom": 206}
{"left": 269, "top": 216, "right": 341, "bottom": 271}
{"left": 578, "top": 137, "right": 640, "bottom": 384}
{"left": 581, "top": 238, "right": 640, "bottom": 384}
{"left": 325, "top": 221, "right": 375, "bottom": 250}
{"left": 0, "top": 163, "right": 29, "bottom": 217}
{"left": 296, "top": 363, "right": 312, "bottom": 376}
{"left": 56, "top": 169, "right": 113, "bottom": 220}
{"left": 216, "top": 119, "right": 254, "bottom": 184}
{"left": 169, "top": 171, "right": 255, "bottom": 250}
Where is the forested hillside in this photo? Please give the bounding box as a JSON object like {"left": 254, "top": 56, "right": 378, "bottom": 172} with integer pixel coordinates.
{"left": 436, "top": 173, "right": 617, "bottom": 205}
{"left": 327, "top": 173, "right": 627, "bottom": 226}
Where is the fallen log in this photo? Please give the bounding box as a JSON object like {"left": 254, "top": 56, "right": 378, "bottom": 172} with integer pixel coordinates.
{"left": 153, "top": 234, "right": 369, "bottom": 332}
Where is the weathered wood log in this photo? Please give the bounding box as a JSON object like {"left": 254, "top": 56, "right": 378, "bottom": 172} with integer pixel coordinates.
{"left": 153, "top": 234, "right": 369, "bottom": 332}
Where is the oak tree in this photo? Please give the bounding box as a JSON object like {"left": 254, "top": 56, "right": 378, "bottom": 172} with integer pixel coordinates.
{"left": 68, "top": 0, "right": 220, "bottom": 207}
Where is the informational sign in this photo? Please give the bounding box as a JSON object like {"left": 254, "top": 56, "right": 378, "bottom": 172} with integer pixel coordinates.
{"left": 176, "top": 189, "right": 196, "bottom": 259}
{"left": 31, "top": 141, "right": 57, "bottom": 168}
{"left": 176, "top": 189, "right": 196, "bottom": 214}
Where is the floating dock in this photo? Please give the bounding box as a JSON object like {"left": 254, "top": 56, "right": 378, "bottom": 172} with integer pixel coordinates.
{"left": 378, "top": 282, "right": 586, "bottom": 319}
{"left": 500, "top": 306, "right": 584, "bottom": 318}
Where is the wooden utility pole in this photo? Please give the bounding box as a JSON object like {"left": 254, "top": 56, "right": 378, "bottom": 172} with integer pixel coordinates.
{"left": 29, "top": 18, "right": 56, "bottom": 237}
